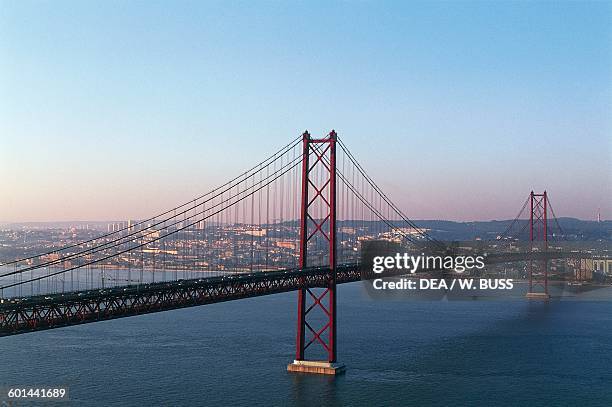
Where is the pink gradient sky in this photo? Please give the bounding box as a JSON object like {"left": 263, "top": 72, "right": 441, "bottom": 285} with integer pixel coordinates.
{"left": 1, "top": 2, "right": 610, "bottom": 222}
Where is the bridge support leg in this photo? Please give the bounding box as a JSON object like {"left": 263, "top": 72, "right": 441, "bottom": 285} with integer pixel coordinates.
{"left": 287, "top": 130, "right": 345, "bottom": 375}
{"left": 526, "top": 191, "right": 550, "bottom": 300}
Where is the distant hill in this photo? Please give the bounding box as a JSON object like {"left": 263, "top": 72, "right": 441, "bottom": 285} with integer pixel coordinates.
{"left": 412, "top": 218, "right": 611, "bottom": 241}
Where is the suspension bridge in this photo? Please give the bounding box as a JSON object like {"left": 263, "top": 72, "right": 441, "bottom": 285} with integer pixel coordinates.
{"left": 0, "top": 131, "right": 587, "bottom": 374}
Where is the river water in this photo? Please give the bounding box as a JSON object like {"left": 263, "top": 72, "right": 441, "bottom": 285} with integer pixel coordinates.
{"left": 2, "top": 282, "right": 612, "bottom": 406}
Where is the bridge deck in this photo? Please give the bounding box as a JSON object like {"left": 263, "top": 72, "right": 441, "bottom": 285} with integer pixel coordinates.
{"left": 0, "top": 264, "right": 362, "bottom": 337}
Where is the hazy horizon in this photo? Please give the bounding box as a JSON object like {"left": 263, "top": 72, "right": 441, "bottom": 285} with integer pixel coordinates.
{"left": 0, "top": 215, "right": 608, "bottom": 225}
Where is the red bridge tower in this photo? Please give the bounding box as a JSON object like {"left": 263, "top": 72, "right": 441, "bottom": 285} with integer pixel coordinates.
{"left": 287, "top": 130, "right": 345, "bottom": 375}
{"left": 526, "top": 191, "right": 551, "bottom": 300}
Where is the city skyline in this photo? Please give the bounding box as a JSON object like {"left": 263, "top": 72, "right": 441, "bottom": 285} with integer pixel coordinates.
{"left": 1, "top": 1, "right": 610, "bottom": 222}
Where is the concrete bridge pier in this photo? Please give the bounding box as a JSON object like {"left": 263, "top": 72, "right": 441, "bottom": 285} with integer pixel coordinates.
{"left": 287, "top": 360, "right": 346, "bottom": 375}
{"left": 526, "top": 292, "right": 551, "bottom": 300}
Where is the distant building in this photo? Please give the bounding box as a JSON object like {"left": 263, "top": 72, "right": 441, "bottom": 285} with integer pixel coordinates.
{"left": 41, "top": 253, "right": 61, "bottom": 262}
{"left": 574, "top": 259, "right": 593, "bottom": 281}
{"left": 276, "top": 241, "right": 296, "bottom": 250}
{"left": 594, "top": 259, "right": 612, "bottom": 275}
{"left": 244, "top": 228, "right": 266, "bottom": 237}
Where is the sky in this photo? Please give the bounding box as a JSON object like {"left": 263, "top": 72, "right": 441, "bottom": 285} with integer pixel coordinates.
{"left": 1, "top": 1, "right": 610, "bottom": 222}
